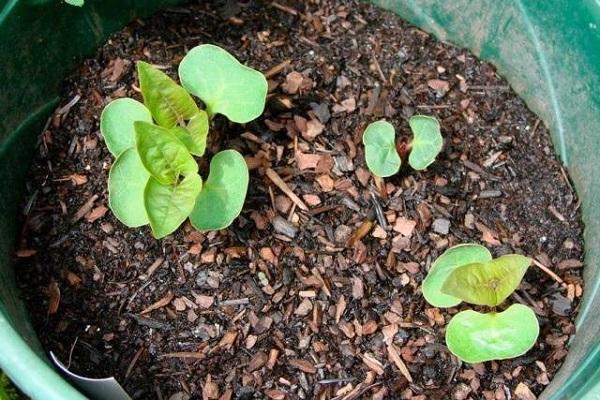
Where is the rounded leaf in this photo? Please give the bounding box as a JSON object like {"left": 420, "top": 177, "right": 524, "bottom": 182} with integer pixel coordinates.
{"left": 179, "top": 44, "right": 268, "bottom": 123}
{"left": 446, "top": 304, "right": 540, "bottom": 363}
{"left": 108, "top": 148, "right": 150, "bottom": 227}
{"left": 144, "top": 174, "right": 202, "bottom": 239}
{"left": 408, "top": 115, "right": 443, "bottom": 170}
{"left": 134, "top": 121, "right": 198, "bottom": 185}
{"left": 422, "top": 244, "right": 492, "bottom": 308}
{"left": 100, "top": 98, "right": 152, "bottom": 157}
{"left": 189, "top": 150, "right": 249, "bottom": 231}
{"left": 442, "top": 254, "right": 532, "bottom": 307}
{"left": 362, "top": 120, "right": 401, "bottom": 177}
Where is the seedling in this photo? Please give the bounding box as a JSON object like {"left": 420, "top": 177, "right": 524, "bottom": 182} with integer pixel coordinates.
{"left": 100, "top": 45, "right": 265, "bottom": 238}
{"left": 423, "top": 244, "right": 539, "bottom": 363}
{"left": 362, "top": 115, "right": 442, "bottom": 177}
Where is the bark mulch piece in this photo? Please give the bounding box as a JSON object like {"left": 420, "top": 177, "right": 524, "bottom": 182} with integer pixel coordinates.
{"left": 16, "top": 1, "right": 584, "bottom": 399}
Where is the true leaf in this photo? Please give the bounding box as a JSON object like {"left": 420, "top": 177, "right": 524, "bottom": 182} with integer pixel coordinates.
{"left": 134, "top": 121, "right": 198, "bottom": 185}
{"left": 189, "top": 150, "right": 249, "bottom": 231}
{"left": 100, "top": 98, "right": 152, "bottom": 157}
{"left": 442, "top": 254, "right": 531, "bottom": 307}
{"left": 172, "top": 110, "right": 209, "bottom": 156}
{"left": 108, "top": 148, "right": 150, "bottom": 227}
{"left": 144, "top": 174, "right": 202, "bottom": 239}
{"left": 445, "top": 304, "right": 539, "bottom": 363}
{"left": 137, "top": 61, "right": 200, "bottom": 128}
{"left": 65, "top": 0, "right": 84, "bottom": 6}
{"left": 422, "top": 244, "right": 492, "bottom": 308}
{"left": 362, "top": 120, "right": 401, "bottom": 177}
{"left": 408, "top": 115, "right": 443, "bottom": 170}
{"left": 138, "top": 62, "right": 208, "bottom": 156}
{"left": 179, "top": 44, "right": 268, "bottom": 123}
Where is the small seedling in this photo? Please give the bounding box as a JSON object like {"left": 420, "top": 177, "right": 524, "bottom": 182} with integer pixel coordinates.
{"left": 101, "top": 45, "right": 266, "bottom": 238}
{"left": 423, "top": 244, "right": 539, "bottom": 363}
{"left": 362, "top": 115, "right": 442, "bottom": 177}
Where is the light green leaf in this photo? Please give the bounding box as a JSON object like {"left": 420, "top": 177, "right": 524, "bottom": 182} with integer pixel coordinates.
{"left": 362, "top": 120, "right": 401, "bottom": 177}
{"left": 179, "top": 44, "right": 268, "bottom": 123}
{"left": 422, "top": 244, "right": 492, "bottom": 308}
{"left": 408, "top": 115, "right": 443, "bottom": 170}
{"left": 442, "top": 254, "right": 532, "bottom": 307}
{"left": 446, "top": 304, "right": 539, "bottom": 363}
{"left": 108, "top": 148, "right": 150, "bottom": 227}
{"left": 65, "top": 0, "right": 84, "bottom": 6}
{"left": 100, "top": 98, "right": 152, "bottom": 157}
{"left": 172, "top": 110, "right": 209, "bottom": 156}
{"left": 134, "top": 121, "right": 198, "bottom": 185}
{"left": 189, "top": 150, "right": 249, "bottom": 231}
{"left": 144, "top": 174, "right": 202, "bottom": 239}
{"left": 137, "top": 61, "right": 200, "bottom": 128}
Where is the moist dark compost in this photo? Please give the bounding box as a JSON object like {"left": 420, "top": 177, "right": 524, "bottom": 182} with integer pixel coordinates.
{"left": 16, "top": 0, "right": 585, "bottom": 399}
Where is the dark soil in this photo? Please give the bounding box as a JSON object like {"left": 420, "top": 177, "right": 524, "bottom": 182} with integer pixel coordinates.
{"left": 16, "top": 1, "right": 585, "bottom": 399}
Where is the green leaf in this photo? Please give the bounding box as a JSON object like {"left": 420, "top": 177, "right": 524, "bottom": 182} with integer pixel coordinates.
{"left": 362, "top": 120, "right": 401, "bottom": 177}
{"left": 172, "top": 110, "right": 209, "bottom": 156}
{"left": 137, "top": 62, "right": 208, "bottom": 156}
{"left": 445, "top": 304, "right": 539, "bottom": 363}
{"left": 108, "top": 148, "right": 150, "bottom": 227}
{"left": 64, "top": 0, "right": 84, "bottom": 6}
{"left": 100, "top": 98, "right": 152, "bottom": 157}
{"left": 179, "top": 44, "right": 268, "bottom": 123}
{"left": 134, "top": 121, "right": 198, "bottom": 185}
{"left": 408, "top": 115, "right": 443, "bottom": 170}
{"left": 422, "top": 244, "right": 492, "bottom": 308}
{"left": 137, "top": 61, "right": 200, "bottom": 128}
{"left": 189, "top": 150, "right": 249, "bottom": 231}
{"left": 442, "top": 254, "right": 531, "bottom": 307}
{"left": 144, "top": 174, "right": 202, "bottom": 239}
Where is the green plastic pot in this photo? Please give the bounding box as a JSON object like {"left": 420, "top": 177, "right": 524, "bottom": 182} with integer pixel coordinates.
{"left": 0, "top": 0, "right": 598, "bottom": 398}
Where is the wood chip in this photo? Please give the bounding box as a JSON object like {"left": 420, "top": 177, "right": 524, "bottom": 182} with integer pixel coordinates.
{"left": 393, "top": 218, "right": 416, "bottom": 236}
{"left": 514, "top": 382, "right": 536, "bottom": 400}
{"left": 387, "top": 344, "right": 413, "bottom": 382}
{"left": 361, "top": 353, "right": 385, "bottom": 375}
{"left": 295, "top": 151, "right": 321, "bottom": 170}
{"left": 266, "top": 168, "right": 308, "bottom": 211}
{"left": 558, "top": 259, "right": 583, "bottom": 270}
{"left": 294, "top": 299, "right": 313, "bottom": 316}
{"left": 85, "top": 205, "right": 108, "bottom": 223}
{"left": 72, "top": 194, "right": 98, "bottom": 222}
{"left": 288, "top": 358, "right": 316, "bottom": 374}
{"left": 16, "top": 249, "right": 37, "bottom": 257}
{"left": 140, "top": 291, "right": 174, "bottom": 314}
{"left": 335, "top": 295, "right": 347, "bottom": 323}
{"left": 47, "top": 280, "right": 60, "bottom": 314}
{"left": 264, "top": 59, "right": 291, "bottom": 79}
{"left": 347, "top": 221, "right": 373, "bottom": 246}
{"left": 247, "top": 351, "right": 268, "bottom": 372}
{"left": 427, "top": 79, "right": 450, "bottom": 92}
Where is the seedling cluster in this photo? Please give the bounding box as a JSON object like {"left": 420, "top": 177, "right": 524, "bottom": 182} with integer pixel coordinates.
{"left": 362, "top": 115, "right": 443, "bottom": 177}
{"left": 101, "top": 44, "right": 267, "bottom": 238}
{"left": 423, "top": 244, "right": 539, "bottom": 363}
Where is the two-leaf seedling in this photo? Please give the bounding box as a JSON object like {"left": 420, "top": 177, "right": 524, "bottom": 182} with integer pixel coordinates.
{"left": 363, "top": 116, "right": 442, "bottom": 177}
{"left": 101, "top": 44, "right": 267, "bottom": 238}
{"left": 422, "top": 244, "right": 539, "bottom": 363}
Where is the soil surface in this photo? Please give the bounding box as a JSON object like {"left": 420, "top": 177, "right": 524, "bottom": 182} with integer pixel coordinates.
{"left": 16, "top": 1, "right": 585, "bottom": 399}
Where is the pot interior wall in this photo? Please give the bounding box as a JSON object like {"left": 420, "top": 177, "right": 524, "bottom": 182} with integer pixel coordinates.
{"left": 0, "top": 0, "right": 598, "bottom": 399}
